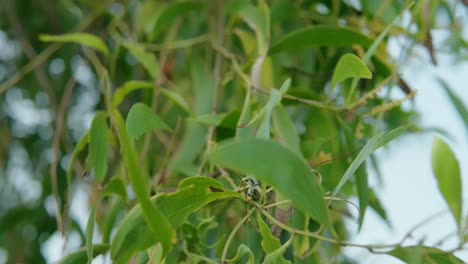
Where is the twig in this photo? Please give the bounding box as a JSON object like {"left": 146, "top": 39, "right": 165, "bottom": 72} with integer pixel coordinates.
{"left": 3, "top": 0, "right": 57, "bottom": 109}
{"left": 200, "top": 1, "right": 225, "bottom": 175}
{"left": 283, "top": 66, "right": 332, "bottom": 80}
{"left": 50, "top": 77, "right": 77, "bottom": 236}
{"left": 0, "top": 8, "right": 104, "bottom": 95}
{"left": 399, "top": 209, "right": 448, "bottom": 245}
{"left": 145, "top": 35, "right": 209, "bottom": 51}
{"left": 221, "top": 208, "right": 255, "bottom": 263}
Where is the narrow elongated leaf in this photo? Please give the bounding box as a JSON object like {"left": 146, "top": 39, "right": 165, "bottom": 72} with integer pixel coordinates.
{"left": 269, "top": 26, "right": 373, "bottom": 54}
{"left": 255, "top": 79, "right": 291, "bottom": 139}
{"left": 347, "top": 2, "right": 412, "bottom": 102}
{"left": 431, "top": 137, "right": 462, "bottom": 227}
{"left": 355, "top": 164, "right": 368, "bottom": 229}
{"left": 273, "top": 105, "right": 301, "bottom": 155}
{"left": 332, "top": 126, "right": 407, "bottom": 197}
{"left": 112, "top": 81, "right": 153, "bottom": 107}
{"left": 89, "top": 112, "right": 109, "bottom": 182}
{"left": 126, "top": 103, "right": 170, "bottom": 138}
{"left": 102, "top": 198, "right": 124, "bottom": 244}
{"left": 290, "top": 210, "right": 309, "bottom": 256}
{"left": 369, "top": 189, "right": 391, "bottom": 228}
{"left": 207, "top": 138, "right": 335, "bottom": 235}
{"left": 237, "top": 1, "right": 270, "bottom": 54}
{"left": 113, "top": 110, "right": 172, "bottom": 255}
{"left": 122, "top": 42, "right": 158, "bottom": 79}
{"left": 257, "top": 214, "right": 282, "bottom": 253}
{"left": 151, "top": 1, "right": 202, "bottom": 40}
{"left": 110, "top": 176, "right": 241, "bottom": 262}
{"left": 439, "top": 79, "right": 468, "bottom": 133}
{"left": 263, "top": 237, "right": 293, "bottom": 264}
{"left": 337, "top": 117, "right": 368, "bottom": 229}
{"left": 388, "top": 246, "right": 464, "bottom": 264}
{"left": 234, "top": 28, "right": 256, "bottom": 57}
{"left": 39, "top": 33, "right": 109, "bottom": 57}
{"left": 330, "top": 54, "right": 372, "bottom": 94}
{"left": 101, "top": 177, "right": 128, "bottom": 202}
{"left": 160, "top": 88, "right": 191, "bottom": 114}
{"left": 226, "top": 244, "right": 254, "bottom": 264}
{"left": 195, "top": 113, "right": 228, "bottom": 127}
{"left": 58, "top": 244, "right": 109, "bottom": 264}
{"left": 192, "top": 59, "right": 215, "bottom": 115}
{"left": 85, "top": 207, "right": 96, "bottom": 264}
{"left": 169, "top": 121, "right": 206, "bottom": 176}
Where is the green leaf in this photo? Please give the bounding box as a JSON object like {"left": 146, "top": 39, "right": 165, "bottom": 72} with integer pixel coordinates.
{"left": 290, "top": 210, "right": 309, "bottom": 256}
{"left": 102, "top": 198, "right": 125, "bottom": 244}
{"left": 89, "top": 112, "right": 109, "bottom": 182}
{"left": 330, "top": 54, "right": 372, "bottom": 94}
{"left": 237, "top": 1, "right": 270, "bottom": 54}
{"left": 438, "top": 79, "right": 468, "bottom": 134}
{"left": 126, "top": 103, "right": 171, "bottom": 138}
{"left": 257, "top": 215, "right": 284, "bottom": 255}
{"left": 269, "top": 25, "right": 373, "bottom": 55}
{"left": 207, "top": 138, "right": 335, "bottom": 236}
{"left": 110, "top": 176, "right": 241, "bottom": 262}
{"left": 388, "top": 246, "right": 464, "bottom": 264}
{"left": 101, "top": 177, "right": 128, "bottom": 202}
{"left": 122, "top": 42, "right": 158, "bottom": 79}
{"left": 273, "top": 105, "right": 301, "bottom": 155}
{"left": 346, "top": 2, "right": 412, "bottom": 102}
{"left": 355, "top": 164, "right": 368, "bottom": 229}
{"left": 85, "top": 207, "right": 96, "bottom": 264}
{"left": 234, "top": 29, "right": 257, "bottom": 58}
{"left": 226, "top": 244, "right": 254, "bottom": 264}
{"left": 113, "top": 110, "right": 172, "bottom": 255}
{"left": 263, "top": 236, "right": 293, "bottom": 264}
{"left": 160, "top": 88, "right": 192, "bottom": 115}
{"left": 112, "top": 81, "right": 153, "bottom": 108}
{"left": 337, "top": 117, "right": 368, "bottom": 229}
{"left": 332, "top": 125, "right": 407, "bottom": 197}
{"left": 255, "top": 79, "right": 291, "bottom": 139}
{"left": 192, "top": 59, "right": 215, "bottom": 115}
{"left": 431, "top": 136, "right": 462, "bottom": 227}
{"left": 39, "top": 33, "right": 109, "bottom": 57}
{"left": 169, "top": 120, "right": 207, "bottom": 176}
{"left": 151, "top": 1, "right": 202, "bottom": 40}
{"left": 195, "top": 113, "right": 228, "bottom": 127}
{"left": 368, "top": 189, "right": 391, "bottom": 228}
{"left": 58, "top": 244, "right": 109, "bottom": 264}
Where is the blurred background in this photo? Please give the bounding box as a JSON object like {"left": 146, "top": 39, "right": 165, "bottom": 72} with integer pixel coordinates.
{"left": 0, "top": 0, "right": 467, "bottom": 263}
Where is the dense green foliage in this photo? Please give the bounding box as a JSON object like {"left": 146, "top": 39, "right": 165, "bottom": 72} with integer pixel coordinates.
{"left": 0, "top": 0, "right": 467, "bottom": 263}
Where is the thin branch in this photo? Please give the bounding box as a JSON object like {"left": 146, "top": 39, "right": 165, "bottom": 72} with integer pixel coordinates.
{"left": 50, "top": 77, "right": 77, "bottom": 236}
{"left": 3, "top": 0, "right": 57, "bottom": 109}
{"left": 0, "top": 7, "right": 104, "bottom": 95}
{"left": 221, "top": 208, "right": 255, "bottom": 263}
{"left": 399, "top": 209, "right": 448, "bottom": 245}
{"left": 144, "top": 34, "right": 209, "bottom": 51}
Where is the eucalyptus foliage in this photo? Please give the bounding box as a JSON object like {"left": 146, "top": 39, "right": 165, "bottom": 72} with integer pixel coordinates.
{"left": 0, "top": 0, "right": 466, "bottom": 263}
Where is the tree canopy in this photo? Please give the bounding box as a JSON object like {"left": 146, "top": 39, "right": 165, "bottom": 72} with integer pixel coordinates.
{"left": 0, "top": 0, "right": 467, "bottom": 263}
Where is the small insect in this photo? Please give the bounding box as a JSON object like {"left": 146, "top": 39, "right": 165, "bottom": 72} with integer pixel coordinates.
{"left": 238, "top": 177, "right": 263, "bottom": 203}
